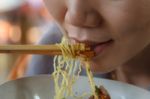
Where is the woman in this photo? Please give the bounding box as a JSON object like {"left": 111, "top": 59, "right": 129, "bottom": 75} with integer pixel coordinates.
{"left": 27, "top": 0, "right": 150, "bottom": 90}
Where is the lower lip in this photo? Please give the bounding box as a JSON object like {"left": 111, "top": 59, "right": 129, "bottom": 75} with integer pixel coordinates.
{"left": 93, "top": 40, "right": 113, "bottom": 55}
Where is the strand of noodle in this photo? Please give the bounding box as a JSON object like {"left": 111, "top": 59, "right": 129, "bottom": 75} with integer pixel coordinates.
{"left": 53, "top": 72, "right": 60, "bottom": 96}
{"left": 53, "top": 37, "right": 96, "bottom": 99}
{"left": 58, "top": 56, "right": 65, "bottom": 69}
{"left": 73, "top": 61, "right": 82, "bottom": 81}
{"left": 85, "top": 60, "right": 99, "bottom": 99}
{"left": 55, "top": 72, "right": 66, "bottom": 98}
{"left": 73, "top": 60, "right": 79, "bottom": 76}
{"left": 67, "top": 60, "right": 75, "bottom": 96}
{"left": 53, "top": 56, "right": 67, "bottom": 98}
{"left": 70, "top": 45, "right": 76, "bottom": 57}
{"left": 60, "top": 71, "right": 69, "bottom": 94}
{"left": 54, "top": 43, "right": 76, "bottom": 98}
{"left": 68, "top": 60, "right": 74, "bottom": 76}
{"left": 54, "top": 62, "right": 71, "bottom": 98}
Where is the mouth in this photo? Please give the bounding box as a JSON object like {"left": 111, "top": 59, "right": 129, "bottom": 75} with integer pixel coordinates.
{"left": 90, "top": 39, "right": 113, "bottom": 55}
{"left": 70, "top": 38, "right": 113, "bottom": 56}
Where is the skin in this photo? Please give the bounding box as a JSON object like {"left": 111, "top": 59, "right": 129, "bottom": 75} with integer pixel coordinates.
{"left": 43, "top": 0, "right": 150, "bottom": 88}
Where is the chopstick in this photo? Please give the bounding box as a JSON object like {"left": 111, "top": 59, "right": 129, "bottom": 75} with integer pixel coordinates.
{"left": 0, "top": 45, "right": 95, "bottom": 57}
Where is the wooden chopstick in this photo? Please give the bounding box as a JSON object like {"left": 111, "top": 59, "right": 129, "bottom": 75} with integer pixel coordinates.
{"left": 0, "top": 45, "right": 95, "bottom": 57}
{"left": 0, "top": 45, "right": 61, "bottom": 55}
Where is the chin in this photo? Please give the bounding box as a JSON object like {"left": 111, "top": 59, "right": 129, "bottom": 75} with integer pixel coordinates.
{"left": 89, "top": 61, "right": 116, "bottom": 73}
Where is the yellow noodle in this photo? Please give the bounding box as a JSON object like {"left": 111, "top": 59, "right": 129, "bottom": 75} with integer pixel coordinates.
{"left": 52, "top": 37, "right": 98, "bottom": 99}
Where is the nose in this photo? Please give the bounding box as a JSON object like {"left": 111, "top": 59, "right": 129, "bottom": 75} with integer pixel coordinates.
{"left": 65, "top": 0, "right": 101, "bottom": 28}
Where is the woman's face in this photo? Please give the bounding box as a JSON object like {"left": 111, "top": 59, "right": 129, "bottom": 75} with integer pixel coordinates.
{"left": 43, "top": 0, "right": 150, "bottom": 73}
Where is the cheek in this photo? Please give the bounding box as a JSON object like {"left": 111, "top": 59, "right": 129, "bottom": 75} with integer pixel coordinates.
{"left": 97, "top": 0, "right": 146, "bottom": 37}
{"left": 43, "top": 0, "right": 67, "bottom": 23}
{"left": 91, "top": 29, "right": 150, "bottom": 73}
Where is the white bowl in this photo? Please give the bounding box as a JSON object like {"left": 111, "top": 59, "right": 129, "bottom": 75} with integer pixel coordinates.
{"left": 0, "top": 75, "right": 150, "bottom": 99}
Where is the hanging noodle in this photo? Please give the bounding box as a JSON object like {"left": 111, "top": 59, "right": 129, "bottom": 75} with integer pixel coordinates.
{"left": 52, "top": 37, "right": 110, "bottom": 99}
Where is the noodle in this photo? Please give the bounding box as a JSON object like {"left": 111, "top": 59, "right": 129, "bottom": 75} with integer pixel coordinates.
{"left": 52, "top": 37, "right": 98, "bottom": 99}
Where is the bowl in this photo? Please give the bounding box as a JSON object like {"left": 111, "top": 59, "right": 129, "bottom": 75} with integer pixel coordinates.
{"left": 0, "top": 75, "right": 150, "bottom": 99}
